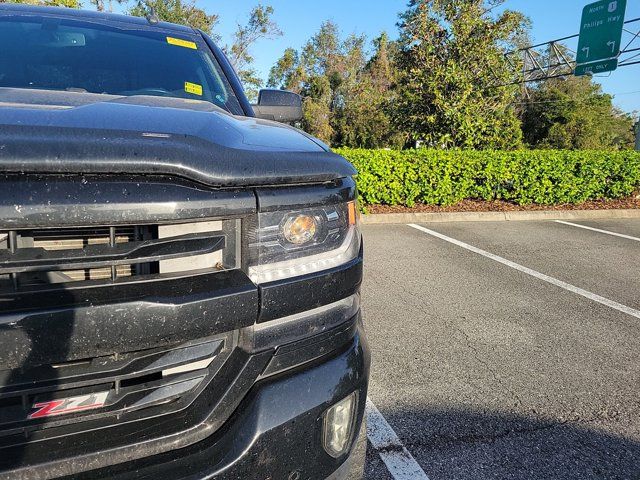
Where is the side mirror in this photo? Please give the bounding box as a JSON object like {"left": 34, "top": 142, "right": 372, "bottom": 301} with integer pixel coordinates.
{"left": 252, "top": 89, "right": 303, "bottom": 123}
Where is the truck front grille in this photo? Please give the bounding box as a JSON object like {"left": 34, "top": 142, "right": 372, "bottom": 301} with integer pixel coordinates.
{"left": 0, "top": 176, "right": 259, "bottom": 472}
{"left": 0, "top": 334, "right": 234, "bottom": 445}
{"left": 0, "top": 220, "right": 237, "bottom": 293}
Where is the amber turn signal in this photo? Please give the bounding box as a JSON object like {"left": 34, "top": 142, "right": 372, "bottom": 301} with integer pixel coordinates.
{"left": 347, "top": 201, "right": 358, "bottom": 226}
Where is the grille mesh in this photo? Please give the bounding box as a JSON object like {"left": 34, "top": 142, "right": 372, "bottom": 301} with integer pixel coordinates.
{"left": 31, "top": 228, "right": 135, "bottom": 281}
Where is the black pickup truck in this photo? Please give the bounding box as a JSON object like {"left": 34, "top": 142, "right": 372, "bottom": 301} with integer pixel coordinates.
{"left": 0, "top": 4, "right": 369, "bottom": 479}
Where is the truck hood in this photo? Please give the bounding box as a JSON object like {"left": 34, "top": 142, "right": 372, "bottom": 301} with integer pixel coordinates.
{"left": 0, "top": 88, "right": 355, "bottom": 187}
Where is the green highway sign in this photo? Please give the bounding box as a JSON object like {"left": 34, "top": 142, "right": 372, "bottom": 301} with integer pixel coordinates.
{"left": 574, "top": 58, "right": 618, "bottom": 76}
{"left": 575, "top": 0, "right": 627, "bottom": 73}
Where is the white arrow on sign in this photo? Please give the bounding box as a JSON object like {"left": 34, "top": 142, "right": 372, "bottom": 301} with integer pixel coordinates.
{"left": 607, "top": 40, "right": 617, "bottom": 53}
{"left": 582, "top": 46, "right": 590, "bottom": 58}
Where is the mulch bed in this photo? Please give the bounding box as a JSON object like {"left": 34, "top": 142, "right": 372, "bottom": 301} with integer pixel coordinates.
{"left": 366, "top": 197, "right": 640, "bottom": 214}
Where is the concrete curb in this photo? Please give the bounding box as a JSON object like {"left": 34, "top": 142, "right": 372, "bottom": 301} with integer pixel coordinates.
{"left": 361, "top": 208, "right": 640, "bottom": 225}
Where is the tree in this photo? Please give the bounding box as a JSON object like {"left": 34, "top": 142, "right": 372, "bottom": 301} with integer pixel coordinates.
{"left": 521, "top": 76, "right": 635, "bottom": 150}
{"left": 301, "top": 23, "right": 364, "bottom": 144}
{"left": 225, "top": 5, "right": 282, "bottom": 101}
{"left": 367, "top": 32, "right": 395, "bottom": 91}
{"left": 302, "top": 76, "right": 334, "bottom": 143}
{"left": 268, "top": 21, "right": 342, "bottom": 143}
{"left": 1, "top": 0, "right": 80, "bottom": 7}
{"left": 393, "top": 0, "right": 529, "bottom": 149}
{"left": 129, "top": 0, "right": 218, "bottom": 35}
{"left": 268, "top": 22, "right": 403, "bottom": 147}
{"left": 267, "top": 47, "right": 305, "bottom": 93}
{"left": 334, "top": 33, "right": 405, "bottom": 148}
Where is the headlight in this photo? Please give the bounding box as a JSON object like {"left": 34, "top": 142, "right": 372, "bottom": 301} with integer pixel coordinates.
{"left": 248, "top": 200, "right": 360, "bottom": 284}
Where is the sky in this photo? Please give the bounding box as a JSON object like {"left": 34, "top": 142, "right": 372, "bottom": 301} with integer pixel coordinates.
{"left": 197, "top": 0, "right": 640, "bottom": 115}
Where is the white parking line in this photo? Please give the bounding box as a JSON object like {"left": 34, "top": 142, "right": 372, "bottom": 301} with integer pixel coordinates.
{"left": 366, "top": 398, "right": 430, "bottom": 480}
{"left": 408, "top": 224, "right": 640, "bottom": 320}
{"left": 555, "top": 220, "right": 640, "bottom": 242}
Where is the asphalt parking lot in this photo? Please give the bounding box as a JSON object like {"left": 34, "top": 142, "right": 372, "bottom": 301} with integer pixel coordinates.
{"left": 361, "top": 218, "right": 640, "bottom": 480}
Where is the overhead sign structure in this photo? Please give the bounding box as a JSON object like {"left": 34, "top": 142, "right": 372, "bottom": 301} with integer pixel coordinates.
{"left": 575, "top": 0, "right": 627, "bottom": 76}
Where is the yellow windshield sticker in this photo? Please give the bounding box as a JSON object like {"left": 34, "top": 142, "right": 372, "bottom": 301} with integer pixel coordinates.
{"left": 184, "top": 81, "right": 203, "bottom": 96}
{"left": 166, "top": 36, "right": 197, "bottom": 50}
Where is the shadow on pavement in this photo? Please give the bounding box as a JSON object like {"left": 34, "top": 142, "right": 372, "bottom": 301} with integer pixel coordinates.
{"left": 365, "top": 405, "right": 640, "bottom": 480}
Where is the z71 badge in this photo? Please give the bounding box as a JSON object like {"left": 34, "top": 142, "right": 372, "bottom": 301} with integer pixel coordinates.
{"left": 28, "top": 392, "right": 109, "bottom": 420}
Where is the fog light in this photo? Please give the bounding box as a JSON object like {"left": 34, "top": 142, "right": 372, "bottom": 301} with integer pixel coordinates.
{"left": 322, "top": 392, "right": 357, "bottom": 458}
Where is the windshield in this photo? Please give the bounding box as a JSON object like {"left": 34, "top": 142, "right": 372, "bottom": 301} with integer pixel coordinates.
{"left": 0, "top": 16, "right": 244, "bottom": 114}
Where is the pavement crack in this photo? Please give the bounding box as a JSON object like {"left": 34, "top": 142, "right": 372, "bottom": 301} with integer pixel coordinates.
{"left": 456, "top": 323, "right": 526, "bottom": 409}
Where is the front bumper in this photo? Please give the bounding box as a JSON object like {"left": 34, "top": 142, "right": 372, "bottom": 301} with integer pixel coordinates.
{"left": 71, "top": 318, "right": 370, "bottom": 480}
{"left": 0, "top": 251, "right": 365, "bottom": 480}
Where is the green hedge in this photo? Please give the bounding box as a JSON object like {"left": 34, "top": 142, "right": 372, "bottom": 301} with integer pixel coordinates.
{"left": 335, "top": 149, "right": 640, "bottom": 206}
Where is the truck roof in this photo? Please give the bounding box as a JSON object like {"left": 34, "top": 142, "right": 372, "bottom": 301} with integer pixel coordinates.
{"left": 0, "top": 3, "right": 196, "bottom": 34}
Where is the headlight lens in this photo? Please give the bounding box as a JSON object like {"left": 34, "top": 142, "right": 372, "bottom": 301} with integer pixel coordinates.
{"left": 248, "top": 200, "right": 360, "bottom": 284}
{"left": 282, "top": 214, "right": 318, "bottom": 245}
